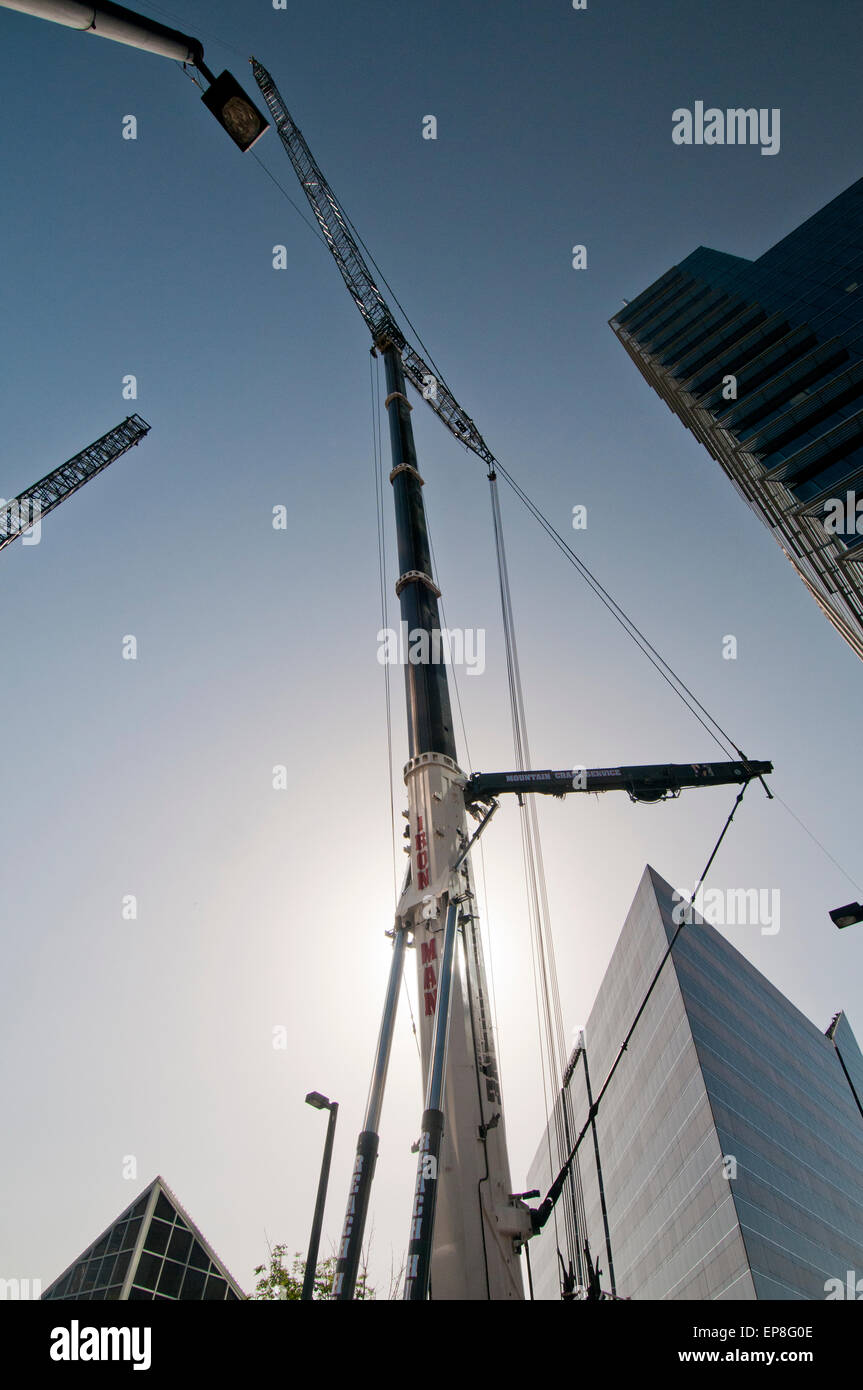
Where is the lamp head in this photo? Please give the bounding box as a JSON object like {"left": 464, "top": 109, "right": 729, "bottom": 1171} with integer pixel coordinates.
{"left": 201, "top": 71, "right": 269, "bottom": 152}
{"left": 830, "top": 902, "right": 863, "bottom": 929}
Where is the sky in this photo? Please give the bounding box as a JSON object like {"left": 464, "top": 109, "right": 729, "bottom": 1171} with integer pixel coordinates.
{"left": 1, "top": 0, "right": 861, "bottom": 1300}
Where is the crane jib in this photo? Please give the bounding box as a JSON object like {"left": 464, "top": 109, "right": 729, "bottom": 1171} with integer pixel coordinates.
{"left": 250, "top": 58, "right": 499, "bottom": 471}
{"left": 464, "top": 760, "right": 773, "bottom": 804}
{"left": 0, "top": 415, "right": 150, "bottom": 554}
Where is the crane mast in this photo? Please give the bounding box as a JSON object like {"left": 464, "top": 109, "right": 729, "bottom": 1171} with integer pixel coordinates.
{"left": 1, "top": 415, "right": 150, "bottom": 554}
{"left": 379, "top": 347, "right": 529, "bottom": 1299}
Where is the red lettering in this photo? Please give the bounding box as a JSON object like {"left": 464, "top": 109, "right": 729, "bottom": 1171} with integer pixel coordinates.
{"left": 424, "top": 988, "right": 437, "bottom": 1016}
{"left": 420, "top": 940, "right": 437, "bottom": 965}
{"left": 423, "top": 964, "right": 436, "bottom": 990}
{"left": 418, "top": 870, "right": 430, "bottom": 889}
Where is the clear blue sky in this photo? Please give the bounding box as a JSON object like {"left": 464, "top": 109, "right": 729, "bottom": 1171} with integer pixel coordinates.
{"left": 1, "top": 0, "right": 861, "bottom": 1297}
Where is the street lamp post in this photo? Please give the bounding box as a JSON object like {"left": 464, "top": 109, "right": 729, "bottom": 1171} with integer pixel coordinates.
{"left": 302, "top": 1091, "right": 338, "bottom": 1302}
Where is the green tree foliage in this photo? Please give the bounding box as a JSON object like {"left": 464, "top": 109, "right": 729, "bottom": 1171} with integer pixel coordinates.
{"left": 251, "top": 1244, "right": 374, "bottom": 1300}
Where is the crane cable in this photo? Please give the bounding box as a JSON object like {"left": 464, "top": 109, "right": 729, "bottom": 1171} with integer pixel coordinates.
{"left": 483, "top": 464, "right": 863, "bottom": 896}
{"left": 489, "top": 468, "right": 588, "bottom": 1285}
{"left": 422, "top": 499, "right": 507, "bottom": 1131}
{"left": 537, "top": 781, "right": 751, "bottom": 1231}
{"left": 490, "top": 459, "right": 745, "bottom": 763}
{"left": 487, "top": 471, "right": 760, "bottom": 1291}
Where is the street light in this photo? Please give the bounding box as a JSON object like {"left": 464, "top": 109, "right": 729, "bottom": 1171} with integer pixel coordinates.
{"left": 200, "top": 69, "right": 268, "bottom": 153}
{"left": 0, "top": 1, "right": 269, "bottom": 151}
{"left": 302, "top": 1091, "right": 338, "bottom": 1301}
{"left": 829, "top": 902, "right": 863, "bottom": 929}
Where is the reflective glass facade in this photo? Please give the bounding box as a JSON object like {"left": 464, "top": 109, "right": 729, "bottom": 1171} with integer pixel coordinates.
{"left": 610, "top": 179, "right": 863, "bottom": 660}
{"left": 527, "top": 866, "right": 863, "bottom": 1299}
{"left": 41, "top": 1176, "right": 243, "bottom": 1300}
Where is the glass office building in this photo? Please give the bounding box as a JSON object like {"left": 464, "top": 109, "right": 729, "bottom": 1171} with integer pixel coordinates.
{"left": 609, "top": 178, "right": 863, "bottom": 661}
{"left": 527, "top": 866, "right": 863, "bottom": 1300}
{"left": 41, "top": 1175, "right": 244, "bottom": 1300}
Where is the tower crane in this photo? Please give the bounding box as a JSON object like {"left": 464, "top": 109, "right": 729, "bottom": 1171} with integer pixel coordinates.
{"left": 1, "top": 415, "right": 150, "bottom": 555}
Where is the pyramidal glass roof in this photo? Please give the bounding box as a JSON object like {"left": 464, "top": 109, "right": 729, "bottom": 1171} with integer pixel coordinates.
{"left": 41, "top": 1175, "right": 244, "bottom": 1301}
